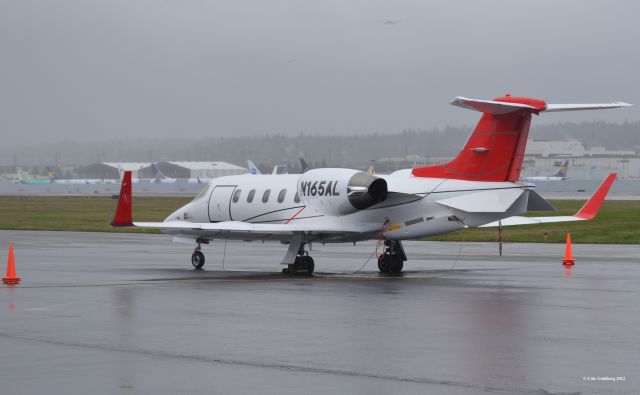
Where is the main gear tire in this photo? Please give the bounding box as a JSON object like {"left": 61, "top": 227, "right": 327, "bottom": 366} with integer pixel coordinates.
{"left": 377, "top": 255, "right": 390, "bottom": 273}
{"left": 191, "top": 250, "right": 205, "bottom": 269}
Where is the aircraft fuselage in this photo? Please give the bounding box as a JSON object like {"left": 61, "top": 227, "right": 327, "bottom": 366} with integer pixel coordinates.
{"left": 164, "top": 170, "right": 531, "bottom": 243}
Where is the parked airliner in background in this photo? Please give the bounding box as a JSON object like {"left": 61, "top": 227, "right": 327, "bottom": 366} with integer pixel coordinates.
{"left": 16, "top": 168, "right": 51, "bottom": 185}
{"left": 151, "top": 163, "right": 177, "bottom": 184}
{"left": 300, "top": 157, "right": 312, "bottom": 172}
{"left": 248, "top": 160, "right": 290, "bottom": 175}
{"left": 112, "top": 95, "right": 630, "bottom": 274}
{"left": 49, "top": 170, "right": 119, "bottom": 185}
{"left": 272, "top": 163, "right": 289, "bottom": 174}
{"left": 150, "top": 163, "right": 206, "bottom": 184}
{"left": 247, "top": 160, "right": 261, "bottom": 175}
{"left": 521, "top": 160, "right": 569, "bottom": 181}
{"left": 17, "top": 167, "right": 123, "bottom": 186}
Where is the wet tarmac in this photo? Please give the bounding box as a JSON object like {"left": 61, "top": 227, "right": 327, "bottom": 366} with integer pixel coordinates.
{"left": 0, "top": 230, "right": 638, "bottom": 394}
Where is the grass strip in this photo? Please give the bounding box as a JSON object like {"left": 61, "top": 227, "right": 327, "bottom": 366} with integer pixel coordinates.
{"left": 0, "top": 197, "right": 638, "bottom": 243}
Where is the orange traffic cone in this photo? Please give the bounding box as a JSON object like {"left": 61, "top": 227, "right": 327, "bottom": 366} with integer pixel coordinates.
{"left": 2, "top": 243, "right": 21, "bottom": 285}
{"left": 562, "top": 232, "right": 575, "bottom": 266}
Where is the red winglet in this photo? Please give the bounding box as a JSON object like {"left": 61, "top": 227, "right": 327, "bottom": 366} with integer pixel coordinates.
{"left": 575, "top": 173, "right": 617, "bottom": 220}
{"left": 111, "top": 171, "right": 133, "bottom": 226}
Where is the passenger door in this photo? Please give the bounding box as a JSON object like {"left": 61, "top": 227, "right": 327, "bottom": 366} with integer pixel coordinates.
{"left": 208, "top": 185, "right": 236, "bottom": 222}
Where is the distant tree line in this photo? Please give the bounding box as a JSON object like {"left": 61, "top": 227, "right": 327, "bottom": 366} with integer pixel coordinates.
{"left": 2, "top": 121, "right": 638, "bottom": 175}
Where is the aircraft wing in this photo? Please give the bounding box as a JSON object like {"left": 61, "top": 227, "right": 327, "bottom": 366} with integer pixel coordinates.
{"left": 480, "top": 173, "right": 616, "bottom": 227}
{"left": 130, "top": 220, "right": 363, "bottom": 241}
{"left": 133, "top": 220, "right": 359, "bottom": 235}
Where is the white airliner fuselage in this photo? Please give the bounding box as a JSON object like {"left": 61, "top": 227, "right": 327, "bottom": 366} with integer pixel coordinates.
{"left": 520, "top": 176, "right": 565, "bottom": 181}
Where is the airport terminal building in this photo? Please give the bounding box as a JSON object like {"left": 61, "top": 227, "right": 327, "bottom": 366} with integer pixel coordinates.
{"left": 376, "top": 139, "right": 640, "bottom": 180}
{"left": 523, "top": 139, "right": 639, "bottom": 179}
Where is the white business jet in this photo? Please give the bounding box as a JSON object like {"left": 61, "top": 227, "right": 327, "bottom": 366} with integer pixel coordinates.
{"left": 111, "top": 95, "right": 630, "bottom": 274}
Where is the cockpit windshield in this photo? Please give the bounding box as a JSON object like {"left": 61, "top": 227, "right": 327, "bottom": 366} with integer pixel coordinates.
{"left": 192, "top": 184, "right": 210, "bottom": 202}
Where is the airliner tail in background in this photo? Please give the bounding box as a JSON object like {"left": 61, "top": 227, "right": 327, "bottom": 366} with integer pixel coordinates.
{"left": 521, "top": 160, "right": 570, "bottom": 181}
{"left": 247, "top": 160, "right": 261, "bottom": 175}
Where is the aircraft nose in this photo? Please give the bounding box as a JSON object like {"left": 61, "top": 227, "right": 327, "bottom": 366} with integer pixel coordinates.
{"left": 165, "top": 206, "right": 186, "bottom": 222}
{"left": 165, "top": 201, "right": 208, "bottom": 222}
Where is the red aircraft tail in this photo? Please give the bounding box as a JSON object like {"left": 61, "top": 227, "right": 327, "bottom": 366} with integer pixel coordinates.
{"left": 412, "top": 95, "right": 544, "bottom": 182}
{"left": 411, "top": 95, "right": 631, "bottom": 182}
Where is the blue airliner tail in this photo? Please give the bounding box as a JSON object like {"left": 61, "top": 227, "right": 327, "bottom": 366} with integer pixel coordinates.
{"left": 151, "top": 163, "right": 168, "bottom": 180}
{"left": 300, "top": 157, "right": 311, "bottom": 172}
{"left": 247, "top": 160, "right": 261, "bottom": 175}
{"left": 553, "top": 160, "right": 569, "bottom": 178}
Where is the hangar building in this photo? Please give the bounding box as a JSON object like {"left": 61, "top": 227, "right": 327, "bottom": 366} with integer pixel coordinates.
{"left": 76, "top": 162, "right": 151, "bottom": 179}
{"left": 155, "top": 161, "right": 247, "bottom": 179}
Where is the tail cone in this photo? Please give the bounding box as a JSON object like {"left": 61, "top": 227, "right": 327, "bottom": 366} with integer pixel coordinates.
{"left": 3, "top": 243, "right": 21, "bottom": 285}
{"left": 562, "top": 232, "right": 575, "bottom": 266}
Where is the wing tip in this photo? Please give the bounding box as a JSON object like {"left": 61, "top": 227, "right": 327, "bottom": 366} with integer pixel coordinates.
{"left": 575, "top": 173, "right": 617, "bottom": 220}
{"left": 110, "top": 171, "right": 134, "bottom": 227}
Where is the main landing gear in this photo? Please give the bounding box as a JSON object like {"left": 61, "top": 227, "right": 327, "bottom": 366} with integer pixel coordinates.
{"left": 282, "top": 244, "right": 315, "bottom": 275}
{"left": 280, "top": 235, "right": 314, "bottom": 275}
{"left": 378, "top": 240, "right": 406, "bottom": 273}
{"left": 191, "top": 239, "right": 208, "bottom": 269}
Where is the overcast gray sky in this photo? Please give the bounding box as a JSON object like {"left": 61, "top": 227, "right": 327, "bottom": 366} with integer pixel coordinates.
{"left": 1, "top": 0, "right": 638, "bottom": 147}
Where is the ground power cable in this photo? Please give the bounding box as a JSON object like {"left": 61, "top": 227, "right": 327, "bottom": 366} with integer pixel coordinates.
{"left": 445, "top": 235, "right": 465, "bottom": 275}
{"left": 351, "top": 238, "right": 384, "bottom": 274}
{"left": 352, "top": 224, "right": 466, "bottom": 276}
{"left": 218, "top": 222, "right": 464, "bottom": 275}
{"left": 352, "top": 219, "right": 389, "bottom": 274}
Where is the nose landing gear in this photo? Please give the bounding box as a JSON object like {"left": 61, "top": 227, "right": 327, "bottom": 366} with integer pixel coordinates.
{"left": 378, "top": 240, "right": 406, "bottom": 273}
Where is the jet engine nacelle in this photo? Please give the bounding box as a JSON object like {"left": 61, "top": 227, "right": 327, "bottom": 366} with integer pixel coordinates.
{"left": 297, "top": 168, "right": 388, "bottom": 216}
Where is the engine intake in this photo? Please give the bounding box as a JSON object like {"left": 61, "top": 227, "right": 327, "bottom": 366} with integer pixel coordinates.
{"left": 298, "top": 169, "right": 388, "bottom": 216}
{"left": 347, "top": 172, "right": 388, "bottom": 210}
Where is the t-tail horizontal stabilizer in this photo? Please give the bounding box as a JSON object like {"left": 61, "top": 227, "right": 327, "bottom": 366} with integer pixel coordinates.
{"left": 413, "top": 96, "right": 630, "bottom": 183}
{"left": 450, "top": 97, "right": 632, "bottom": 115}
{"left": 480, "top": 173, "right": 617, "bottom": 227}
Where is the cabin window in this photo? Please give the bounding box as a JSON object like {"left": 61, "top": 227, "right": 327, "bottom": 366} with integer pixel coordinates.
{"left": 247, "top": 189, "right": 255, "bottom": 203}
{"left": 232, "top": 189, "right": 241, "bottom": 203}
{"left": 277, "top": 189, "right": 287, "bottom": 203}
{"left": 294, "top": 192, "right": 300, "bottom": 203}
{"left": 262, "top": 189, "right": 271, "bottom": 203}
